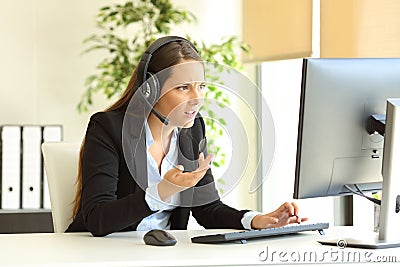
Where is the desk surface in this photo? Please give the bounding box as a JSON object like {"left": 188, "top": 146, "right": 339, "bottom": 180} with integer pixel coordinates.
{"left": 0, "top": 226, "right": 398, "bottom": 266}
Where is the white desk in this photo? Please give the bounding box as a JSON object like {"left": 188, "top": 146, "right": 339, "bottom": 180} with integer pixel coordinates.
{"left": 0, "top": 227, "right": 398, "bottom": 266}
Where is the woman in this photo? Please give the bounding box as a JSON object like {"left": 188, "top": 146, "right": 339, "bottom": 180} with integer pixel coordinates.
{"left": 67, "top": 36, "right": 306, "bottom": 236}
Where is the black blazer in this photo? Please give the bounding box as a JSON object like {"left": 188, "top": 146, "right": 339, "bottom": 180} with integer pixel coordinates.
{"left": 66, "top": 110, "right": 249, "bottom": 236}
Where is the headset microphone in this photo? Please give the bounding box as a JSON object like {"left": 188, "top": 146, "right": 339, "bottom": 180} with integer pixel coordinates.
{"left": 151, "top": 107, "right": 169, "bottom": 125}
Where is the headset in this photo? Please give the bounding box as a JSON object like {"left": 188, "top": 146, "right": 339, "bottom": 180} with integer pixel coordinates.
{"left": 136, "top": 36, "right": 199, "bottom": 125}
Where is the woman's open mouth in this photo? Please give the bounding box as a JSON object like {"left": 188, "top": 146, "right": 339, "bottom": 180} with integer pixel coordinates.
{"left": 184, "top": 110, "right": 197, "bottom": 118}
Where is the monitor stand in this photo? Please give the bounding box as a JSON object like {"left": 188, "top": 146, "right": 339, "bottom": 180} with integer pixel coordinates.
{"left": 318, "top": 237, "right": 400, "bottom": 249}
{"left": 319, "top": 98, "right": 400, "bottom": 249}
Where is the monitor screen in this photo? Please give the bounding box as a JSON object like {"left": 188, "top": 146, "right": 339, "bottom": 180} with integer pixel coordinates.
{"left": 294, "top": 58, "right": 400, "bottom": 199}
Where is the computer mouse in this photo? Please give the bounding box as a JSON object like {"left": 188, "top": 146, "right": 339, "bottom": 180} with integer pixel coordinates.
{"left": 143, "top": 229, "right": 177, "bottom": 246}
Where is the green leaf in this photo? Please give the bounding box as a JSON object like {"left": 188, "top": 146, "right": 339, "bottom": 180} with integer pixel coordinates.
{"left": 218, "top": 118, "right": 227, "bottom": 125}
{"left": 217, "top": 178, "right": 226, "bottom": 185}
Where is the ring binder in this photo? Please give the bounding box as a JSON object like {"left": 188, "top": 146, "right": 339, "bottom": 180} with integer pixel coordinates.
{"left": 22, "top": 126, "right": 42, "bottom": 209}
{"left": 0, "top": 124, "right": 63, "bottom": 210}
{"left": 1, "top": 126, "right": 21, "bottom": 209}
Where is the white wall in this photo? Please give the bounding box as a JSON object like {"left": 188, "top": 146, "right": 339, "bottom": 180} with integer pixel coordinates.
{"left": 1, "top": 0, "right": 36, "bottom": 125}
{"left": 173, "top": 0, "right": 242, "bottom": 44}
{"left": 0, "top": 0, "right": 112, "bottom": 142}
{"left": 260, "top": 59, "right": 334, "bottom": 223}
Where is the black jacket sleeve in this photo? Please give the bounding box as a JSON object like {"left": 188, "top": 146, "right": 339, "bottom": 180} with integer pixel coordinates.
{"left": 79, "top": 112, "right": 154, "bottom": 236}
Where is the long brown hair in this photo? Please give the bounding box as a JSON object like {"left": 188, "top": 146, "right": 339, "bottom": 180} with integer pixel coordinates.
{"left": 72, "top": 39, "right": 202, "bottom": 218}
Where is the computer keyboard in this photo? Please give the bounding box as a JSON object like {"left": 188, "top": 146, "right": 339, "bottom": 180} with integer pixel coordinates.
{"left": 191, "top": 222, "right": 329, "bottom": 244}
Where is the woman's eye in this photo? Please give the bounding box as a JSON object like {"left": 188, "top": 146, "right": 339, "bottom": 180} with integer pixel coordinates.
{"left": 177, "top": 85, "right": 189, "bottom": 91}
{"left": 198, "top": 84, "right": 206, "bottom": 90}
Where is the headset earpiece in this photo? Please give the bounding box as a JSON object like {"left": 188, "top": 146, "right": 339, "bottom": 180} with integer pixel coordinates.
{"left": 142, "top": 72, "right": 160, "bottom": 106}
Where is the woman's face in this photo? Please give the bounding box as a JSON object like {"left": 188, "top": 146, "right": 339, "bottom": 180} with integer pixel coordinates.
{"left": 154, "top": 60, "right": 205, "bottom": 128}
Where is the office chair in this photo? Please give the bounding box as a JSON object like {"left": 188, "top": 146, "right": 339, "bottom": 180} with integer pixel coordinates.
{"left": 42, "top": 142, "right": 81, "bottom": 233}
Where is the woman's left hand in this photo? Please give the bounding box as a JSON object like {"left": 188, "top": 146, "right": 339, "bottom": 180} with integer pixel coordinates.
{"left": 251, "top": 202, "right": 308, "bottom": 229}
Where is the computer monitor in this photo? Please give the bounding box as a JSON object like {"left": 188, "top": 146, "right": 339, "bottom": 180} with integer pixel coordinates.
{"left": 294, "top": 58, "right": 400, "bottom": 248}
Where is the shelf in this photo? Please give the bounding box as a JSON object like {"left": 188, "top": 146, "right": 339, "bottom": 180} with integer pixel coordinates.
{"left": 0, "top": 209, "right": 53, "bottom": 233}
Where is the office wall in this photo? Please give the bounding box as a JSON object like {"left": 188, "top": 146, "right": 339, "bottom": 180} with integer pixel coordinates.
{"left": 260, "top": 59, "right": 334, "bottom": 224}
{"left": 1, "top": 0, "right": 36, "bottom": 124}
{"left": 0, "top": 0, "right": 112, "bottom": 140}
{"left": 0, "top": 0, "right": 258, "bottom": 214}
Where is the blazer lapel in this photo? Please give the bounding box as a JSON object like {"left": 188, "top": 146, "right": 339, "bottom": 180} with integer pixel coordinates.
{"left": 176, "top": 130, "right": 198, "bottom": 210}
{"left": 177, "top": 129, "right": 197, "bottom": 172}
{"left": 122, "top": 112, "right": 148, "bottom": 189}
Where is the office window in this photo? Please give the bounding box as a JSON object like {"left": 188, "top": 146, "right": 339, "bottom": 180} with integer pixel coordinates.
{"left": 321, "top": 0, "right": 400, "bottom": 57}
{"left": 243, "top": 0, "right": 312, "bottom": 62}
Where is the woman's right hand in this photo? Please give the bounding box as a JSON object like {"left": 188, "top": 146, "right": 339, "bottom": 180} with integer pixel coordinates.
{"left": 157, "top": 152, "right": 213, "bottom": 201}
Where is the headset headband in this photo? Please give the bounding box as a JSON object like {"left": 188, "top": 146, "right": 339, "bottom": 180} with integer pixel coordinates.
{"left": 136, "top": 36, "right": 198, "bottom": 89}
